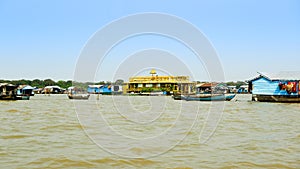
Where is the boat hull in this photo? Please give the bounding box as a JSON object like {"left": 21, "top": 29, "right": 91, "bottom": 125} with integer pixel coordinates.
{"left": 68, "top": 94, "right": 90, "bottom": 100}
{"left": 252, "top": 94, "right": 300, "bottom": 103}
{"left": 0, "top": 96, "right": 17, "bottom": 100}
{"left": 0, "top": 95, "right": 30, "bottom": 100}
{"left": 174, "top": 94, "right": 236, "bottom": 101}
{"left": 16, "top": 95, "right": 30, "bottom": 100}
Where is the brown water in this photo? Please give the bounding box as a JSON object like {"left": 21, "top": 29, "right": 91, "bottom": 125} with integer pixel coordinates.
{"left": 1, "top": 94, "right": 299, "bottom": 168}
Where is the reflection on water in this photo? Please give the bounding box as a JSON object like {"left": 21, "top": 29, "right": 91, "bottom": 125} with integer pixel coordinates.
{"left": 0, "top": 94, "right": 299, "bottom": 168}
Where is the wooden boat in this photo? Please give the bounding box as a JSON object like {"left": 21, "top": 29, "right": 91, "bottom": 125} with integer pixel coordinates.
{"left": 0, "top": 95, "right": 17, "bottom": 100}
{"left": 68, "top": 94, "right": 90, "bottom": 100}
{"left": 173, "top": 94, "right": 236, "bottom": 101}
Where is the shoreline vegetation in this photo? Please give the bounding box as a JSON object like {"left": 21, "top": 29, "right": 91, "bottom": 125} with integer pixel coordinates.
{"left": 0, "top": 79, "right": 123, "bottom": 90}
{"left": 0, "top": 78, "right": 247, "bottom": 90}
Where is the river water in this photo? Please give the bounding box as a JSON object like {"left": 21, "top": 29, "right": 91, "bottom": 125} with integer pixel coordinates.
{"left": 1, "top": 94, "right": 299, "bottom": 168}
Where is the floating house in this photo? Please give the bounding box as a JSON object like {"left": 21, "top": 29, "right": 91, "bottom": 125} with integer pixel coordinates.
{"left": 33, "top": 88, "right": 43, "bottom": 94}
{"left": 43, "top": 86, "right": 64, "bottom": 94}
{"left": 67, "top": 86, "right": 86, "bottom": 94}
{"left": 111, "top": 85, "right": 123, "bottom": 94}
{"left": 87, "top": 85, "right": 112, "bottom": 94}
{"left": 125, "top": 69, "right": 194, "bottom": 95}
{"left": 227, "top": 86, "right": 237, "bottom": 93}
{"left": 195, "top": 83, "right": 217, "bottom": 93}
{"left": 0, "top": 83, "right": 18, "bottom": 100}
{"left": 194, "top": 83, "right": 228, "bottom": 94}
{"left": 237, "top": 85, "right": 249, "bottom": 93}
{"left": 248, "top": 71, "right": 300, "bottom": 102}
{"left": 16, "top": 85, "right": 34, "bottom": 100}
{"left": 17, "top": 85, "right": 34, "bottom": 96}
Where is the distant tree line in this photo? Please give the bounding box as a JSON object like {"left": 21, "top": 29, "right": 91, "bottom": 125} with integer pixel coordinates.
{"left": 0, "top": 78, "right": 245, "bottom": 89}
{"left": 0, "top": 79, "right": 124, "bottom": 89}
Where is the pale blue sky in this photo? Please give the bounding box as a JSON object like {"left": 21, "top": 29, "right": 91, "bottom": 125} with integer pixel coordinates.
{"left": 0, "top": 0, "right": 299, "bottom": 81}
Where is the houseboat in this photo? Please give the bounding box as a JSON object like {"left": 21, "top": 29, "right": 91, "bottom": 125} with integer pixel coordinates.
{"left": 16, "top": 85, "right": 34, "bottom": 100}
{"left": 87, "top": 85, "right": 112, "bottom": 95}
{"left": 248, "top": 72, "right": 300, "bottom": 102}
{"left": 173, "top": 82, "right": 235, "bottom": 101}
{"left": 124, "top": 69, "right": 194, "bottom": 95}
{"left": 0, "top": 83, "right": 18, "bottom": 100}
{"left": 237, "top": 85, "right": 249, "bottom": 93}
{"left": 42, "top": 86, "right": 65, "bottom": 94}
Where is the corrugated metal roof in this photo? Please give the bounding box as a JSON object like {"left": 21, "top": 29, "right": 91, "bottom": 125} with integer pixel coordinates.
{"left": 88, "top": 85, "right": 103, "bottom": 88}
{"left": 197, "top": 83, "right": 218, "bottom": 88}
{"left": 249, "top": 71, "right": 300, "bottom": 81}
{"left": 44, "top": 85, "right": 61, "bottom": 89}
{"left": 18, "top": 85, "right": 34, "bottom": 90}
{"left": 0, "top": 83, "right": 17, "bottom": 87}
{"left": 260, "top": 71, "right": 300, "bottom": 80}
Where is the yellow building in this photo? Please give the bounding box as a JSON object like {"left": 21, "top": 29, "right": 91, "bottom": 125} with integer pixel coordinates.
{"left": 124, "top": 69, "right": 195, "bottom": 94}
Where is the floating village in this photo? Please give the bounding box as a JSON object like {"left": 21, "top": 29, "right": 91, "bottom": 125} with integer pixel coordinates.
{"left": 1, "top": 70, "right": 300, "bottom": 103}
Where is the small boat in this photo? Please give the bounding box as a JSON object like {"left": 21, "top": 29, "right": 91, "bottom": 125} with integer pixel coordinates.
{"left": 68, "top": 94, "right": 90, "bottom": 100}
{"left": 173, "top": 94, "right": 236, "bottom": 101}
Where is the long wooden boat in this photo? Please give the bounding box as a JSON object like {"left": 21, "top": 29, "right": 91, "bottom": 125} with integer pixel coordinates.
{"left": 173, "top": 94, "right": 236, "bottom": 101}
{"left": 68, "top": 94, "right": 90, "bottom": 100}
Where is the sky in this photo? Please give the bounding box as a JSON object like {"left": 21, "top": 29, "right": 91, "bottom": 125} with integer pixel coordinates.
{"left": 0, "top": 0, "right": 299, "bottom": 82}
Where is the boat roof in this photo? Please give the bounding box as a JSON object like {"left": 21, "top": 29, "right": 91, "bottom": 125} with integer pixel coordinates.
{"left": 198, "top": 82, "right": 219, "bottom": 88}
{"left": 88, "top": 85, "right": 103, "bottom": 88}
{"left": 17, "top": 85, "right": 34, "bottom": 90}
{"left": 0, "top": 83, "right": 17, "bottom": 87}
{"left": 44, "top": 85, "right": 61, "bottom": 89}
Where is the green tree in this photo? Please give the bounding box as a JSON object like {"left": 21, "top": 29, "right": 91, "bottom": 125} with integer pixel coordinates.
{"left": 44, "top": 79, "right": 55, "bottom": 86}
{"left": 114, "top": 79, "right": 124, "bottom": 85}
{"left": 31, "top": 79, "right": 44, "bottom": 88}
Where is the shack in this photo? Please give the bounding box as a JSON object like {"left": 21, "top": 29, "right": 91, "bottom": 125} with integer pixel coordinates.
{"left": 237, "top": 85, "right": 249, "bottom": 93}
{"left": 87, "top": 85, "right": 112, "bottom": 95}
{"left": 0, "top": 83, "right": 18, "bottom": 100}
{"left": 247, "top": 71, "right": 300, "bottom": 102}
{"left": 17, "top": 85, "right": 34, "bottom": 96}
{"left": 195, "top": 82, "right": 227, "bottom": 94}
{"left": 43, "top": 86, "right": 64, "bottom": 94}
